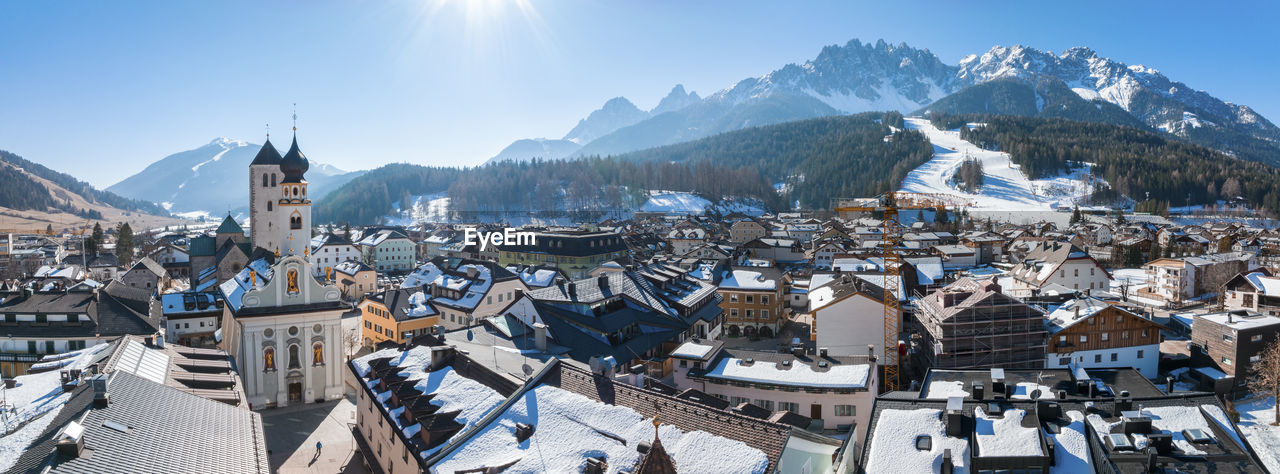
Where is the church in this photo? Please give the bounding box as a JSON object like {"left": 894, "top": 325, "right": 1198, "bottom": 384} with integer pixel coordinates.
{"left": 218, "top": 129, "right": 346, "bottom": 409}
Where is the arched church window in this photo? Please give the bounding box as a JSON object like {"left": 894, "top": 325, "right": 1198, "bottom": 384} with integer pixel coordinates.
{"left": 262, "top": 174, "right": 269, "bottom": 187}
{"left": 267, "top": 201, "right": 273, "bottom": 211}
{"left": 271, "top": 174, "right": 277, "bottom": 187}
{"left": 290, "top": 213, "right": 302, "bottom": 230}
{"left": 288, "top": 344, "right": 301, "bottom": 369}
{"left": 263, "top": 347, "right": 276, "bottom": 371}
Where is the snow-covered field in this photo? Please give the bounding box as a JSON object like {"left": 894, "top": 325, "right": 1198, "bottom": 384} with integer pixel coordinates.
{"left": 900, "top": 117, "right": 1103, "bottom": 211}
{"left": 641, "top": 191, "right": 712, "bottom": 214}
{"left": 1233, "top": 396, "right": 1280, "bottom": 472}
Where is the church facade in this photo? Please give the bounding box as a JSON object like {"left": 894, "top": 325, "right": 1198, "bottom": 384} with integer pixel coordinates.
{"left": 220, "top": 132, "right": 345, "bottom": 409}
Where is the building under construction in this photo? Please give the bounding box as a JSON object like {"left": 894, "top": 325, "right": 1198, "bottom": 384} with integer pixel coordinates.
{"left": 914, "top": 277, "right": 1047, "bottom": 369}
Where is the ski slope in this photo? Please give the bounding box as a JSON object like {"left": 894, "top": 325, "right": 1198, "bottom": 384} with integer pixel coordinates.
{"left": 900, "top": 117, "right": 1102, "bottom": 211}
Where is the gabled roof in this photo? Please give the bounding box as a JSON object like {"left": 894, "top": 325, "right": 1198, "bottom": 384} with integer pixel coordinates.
{"left": 214, "top": 215, "right": 243, "bottom": 235}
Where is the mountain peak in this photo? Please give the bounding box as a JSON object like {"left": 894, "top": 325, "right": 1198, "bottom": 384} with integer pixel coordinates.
{"left": 208, "top": 137, "right": 248, "bottom": 147}
{"left": 652, "top": 84, "right": 701, "bottom": 115}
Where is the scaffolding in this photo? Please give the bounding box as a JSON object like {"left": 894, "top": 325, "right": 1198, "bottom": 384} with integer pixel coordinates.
{"left": 915, "top": 281, "right": 1048, "bottom": 369}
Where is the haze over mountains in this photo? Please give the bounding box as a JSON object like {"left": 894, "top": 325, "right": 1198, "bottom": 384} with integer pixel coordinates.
{"left": 487, "top": 39, "right": 1279, "bottom": 166}
{"left": 106, "top": 138, "right": 364, "bottom": 217}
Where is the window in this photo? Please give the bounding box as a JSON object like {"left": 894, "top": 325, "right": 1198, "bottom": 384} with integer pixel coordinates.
{"left": 1141, "top": 329, "right": 1149, "bottom": 338}
{"left": 761, "top": 310, "right": 769, "bottom": 320}
{"left": 730, "top": 294, "right": 739, "bottom": 303}
{"left": 1122, "top": 331, "right": 1129, "bottom": 340}
{"left": 288, "top": 344, "right": 301, "bottom": 369}
{"left": 762, "top": 295, "right": 769, "bottom": 305}
{"left": 755, "top": 400, "right": 774, "bottom": 411}
{"left": 730, "top": 396, "right": 750, "bottom": 405}
{"left": 1091, "top": 268, "right": 1096, "bottom": 276}
{"left": 730, "top": 309, "right": 738, "bottom": 318}
{"left": 778, "top": 402, "right": 799, "bottom": 413}
{"left": 1074, "top": 268, "right": 1079, "bottom": 277}
{"left": 263, "top": 174, "right": 269, "bottom": 187}
{"left": 915, "top": 435, "right": 932, "bottom": 451}
{"left": 271, "top": 173, "right": 277, "bottom": 187}
{"left": 4, "top": 314, "right": 13, "bottom": 323}
{"left": 1253, "top": 334, "right": 1263, "bottom": 343}
{"left": 1080, "top": 335, "right": 1088, "bottom": 343}
{"left": 27, "top": 341, "right": 36, "bottom": 354}
{"left": 1088, "top": 318, "right": 1095, "bottom": 325}
{"left": 1059, "top": 357, "right": 1071, "bottom": 365}
{"left": 1059, "top": 270, "right": 1065, "bottom": 278}
{"left": 1094, "top": 354, "right": 1102, "bottom": 363}
{"left": 745, "top": 310, "right": 753, "bottom": 319}
{"left": 385, "top": 328, "right": 393, "bottom": 338}
{"left": 1137, "top": 350, "right": 1144, "bottom": 359}
{"left": 68, "top": 313, "right": 78, "bottom": 323}
{"left": 1101, "top": 333, "right": 1109, "bottom": 342}
{"left": 1223, "top": 334, "right": 1235, "bottom": 342}
{"left": 1110, "top": 353, "right": 1118, "bottom": 362}
{"left": 1251, "top": 355, "right": 1262, "bottom": 363}
{"left": 746, "top": 295, "right": 754, "bottom": 304}
{"left": 267, "top": 201, "right": 273, "bottom": 211}
{"left": 1223, "top": 357, "right": 1233, "bottom": 365}
{"left": 835, "top": 405, "right": 856, "bottom": 417}
{"left": 1059, "top": 336, "right": 1067, "bottom": 344}
{"left": 35, "top": 314, "right": 46, "bottom": 323}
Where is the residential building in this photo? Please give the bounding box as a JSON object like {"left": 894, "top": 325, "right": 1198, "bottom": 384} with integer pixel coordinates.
{"left": 1143, "top": 252, "right": 1258, "bottom": 305}
{"left": 309, "top": 232, "right": 360, "bottom": 278}
{"left": 915, "top": 278, "right": 1047, "bottom": 369}
{"left": 859, "top": 367, "right": 1265, "bottom": 473}
{"left": 1043, "top": 297, "right": 1163, "bottom": 377}
{"left": 729, "top": 218, "right": 767, "bottom": 244}
{"left": 119, "top": 256, "right": 169, "bottom": 292}
{"left": 399, "top": 258, "right": 528, "bottom": 330}
{"left": 1190, "top": 310, "right": 1280, "bottom": 389}
{"left": 1006, "top": 242, "right": 1111, "bottom": 297}
{"left": 160, "top": 291, "right": 223, "bottom": 348}
{"left": 0, "top": 282, "right": 161, "bottom": 377}
{"left": 357, "top": 227, "right": 416, "bottom": 272}
{"left": 718, "top": 266, "right": 785, "bottom": 338}
{"left": 350, "top": 341, "right": 793, "bottom": 473}
{"left": 332, "top": 259, "right": 377, "bottom": 300}
{"left": 494, "top": 230, "right": 628, "bottom": 279}
{"left": 357, "top": 287, "right": 439, "bottom": 346}
{"left": 808, "top": 273, "right": 889, "bottom": 358}
{"left": 670, "top": 342, "right": 878, "bottom": 441}
{"left": 1224, "top": 270, "right": 1280, "bottom": 316}
{"left": 665, "top": 227, "right": 706, "bottom": 256}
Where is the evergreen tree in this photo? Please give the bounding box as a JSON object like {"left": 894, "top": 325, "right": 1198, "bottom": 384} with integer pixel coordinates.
{"left": 116, "top": 223, "right": 134, "bottom": 265}
{"left": 1071, "top": 206, "right": 1082, "bottom": 225}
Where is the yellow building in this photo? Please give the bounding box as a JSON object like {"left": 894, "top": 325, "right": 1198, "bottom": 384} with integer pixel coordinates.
{"left": 358, "top": 287, "right": 439, "bottom": 346}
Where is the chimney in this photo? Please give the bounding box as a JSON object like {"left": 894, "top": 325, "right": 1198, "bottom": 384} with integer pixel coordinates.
{"left": 819, "top": 347, "right": 828, "bottom": 358}
{"left": 972, "top": 382, "right": 985, "bottom": 400}
{"left": 567, "top": 282, "right": 577, "bottom": 297}
{"left": 1165, "top": 376, "right": 1175, "bottom": 394}
{"left": 598, "top": 274, "right": 609, "bottom": 289}
{"left": 55, "top": 420, "right": 85, "bottom": 459}
{"left": 945, "top": 396, "right": 964, "bottom": 437}
{"left": 940, "top": 449, "right": 954, "bottom": 474}
{"left": 533, "top": 323, "right": 547, "bottom": 352}
{"left": 90, "top": 374, "right": 109, "bottom": 408}
{"left": 428, "top": 346, "right": 456, "bottom": 372}
{"left": 514, "top": 422, "right": 535, "bottom": 443}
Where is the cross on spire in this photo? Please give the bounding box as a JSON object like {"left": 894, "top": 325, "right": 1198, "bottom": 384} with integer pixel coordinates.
{"left": 292, "top": 103, "right": 297, "bottom": 133}
{"left": 266, "top": 122, "right": 270, "bottom": 139}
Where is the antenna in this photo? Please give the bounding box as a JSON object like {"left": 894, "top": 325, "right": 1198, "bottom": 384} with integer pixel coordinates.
{"left": 292, "top": 103, "right": 297, "bottom": 133}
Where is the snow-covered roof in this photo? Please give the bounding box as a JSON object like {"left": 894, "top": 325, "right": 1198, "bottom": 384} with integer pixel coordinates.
{"left": 1045, "top": 297, "right": 1114, "bottom": 334}
{"left": 864, "top": 408, "right": 970, "bottom": 473}
{"left": 432, "top": 384, "right": 770, "bottom": 473}
{"left": 703, "top": 357, "right": 869, "bottom": 389}
{"left": 924, "top": 380, "right": 970, "bottom": 400}
{"left": 719, "top": 269, "right": 777, "bottom": 291}
{"left": 974, "top": 407, "right": 1042, "bottom": 456}
{"left": 353, "top": 346, "right": 507, "bottom": 459}
{"left": 669, "top": 341, "right": 717, "bottom": 360}
{"left": 1197, "top": 311, "right": 1280, "bottom": 331}
{"left": 218, "top": 258, "right": 273, "bottom": 312}
{"left": 1244, "top": 272, "right": 1280, "bottom": 296}
{"left": 0, "top": 343, "right": 108, "bottom": 472}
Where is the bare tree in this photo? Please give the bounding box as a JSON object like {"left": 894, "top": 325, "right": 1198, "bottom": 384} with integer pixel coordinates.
{"left": 1248, "top": 335, "right": 1280, "bottom": 425}
{"left": 342, "top": 325, "right": 363, "bottom": 361}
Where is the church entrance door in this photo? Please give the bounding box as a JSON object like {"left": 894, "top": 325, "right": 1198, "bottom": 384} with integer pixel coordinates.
{"left": 288, "top": 382, "right": 303, "bottom": 403}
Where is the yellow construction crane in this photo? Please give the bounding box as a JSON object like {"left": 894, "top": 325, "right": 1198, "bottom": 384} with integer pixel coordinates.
{"left": 832, "top": 191, "right": 960, "bottom": 392}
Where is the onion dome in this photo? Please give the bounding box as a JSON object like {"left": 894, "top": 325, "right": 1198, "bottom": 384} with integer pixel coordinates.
{"left": 280, "top": 136, "right": 310, "bottom": 183}
{"left": 250, "top": 138, "right": 282, "bottom": 165}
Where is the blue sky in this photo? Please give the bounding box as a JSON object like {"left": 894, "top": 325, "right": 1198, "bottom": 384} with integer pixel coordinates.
{"left": 2, "top": 1, "right": 1277, "bottom": 187}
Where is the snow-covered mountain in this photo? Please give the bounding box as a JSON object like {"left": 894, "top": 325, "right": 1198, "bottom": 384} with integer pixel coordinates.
{"left": 483, "top": 84, "right": 704, "bottom": 164}
{"left": 949, "top": 45, "right": 1280, "bottom": 158}
{"left": 489, "top": 38, "right": 1279, "bottom": 166}
{"left": 107, "top": 138, "right": 365, "bottom": 216}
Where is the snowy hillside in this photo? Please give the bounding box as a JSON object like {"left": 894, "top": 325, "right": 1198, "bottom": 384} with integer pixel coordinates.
{"left": 899, "top": 117, "right": 1106, "bottom": 210}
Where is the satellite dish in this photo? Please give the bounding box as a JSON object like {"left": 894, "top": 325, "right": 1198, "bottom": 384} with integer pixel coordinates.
{"left": 1030, "top": 389, "right": 1042, "bottom": 400}
{"left": 522, "top": 364, "right": 533, "bottom": 377}
{"left": 466, "top": 330, "right": 474, "bottom": 341}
